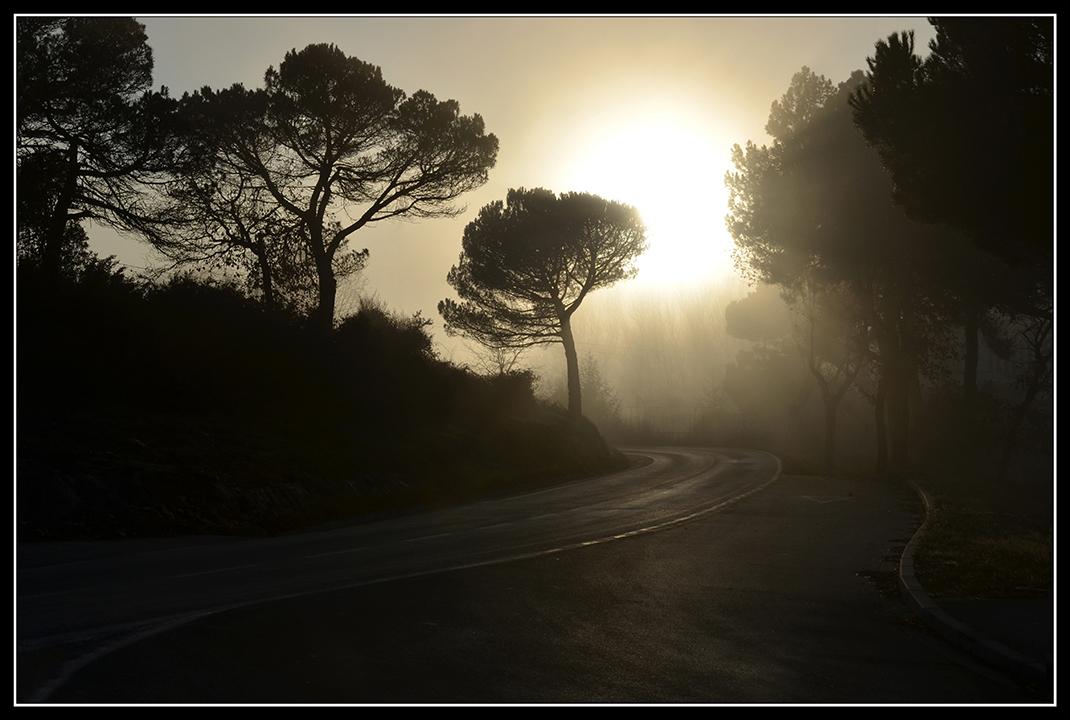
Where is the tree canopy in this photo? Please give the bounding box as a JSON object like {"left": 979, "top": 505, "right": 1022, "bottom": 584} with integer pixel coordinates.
{"left": 726, "top": 67, "right": 965, "bottom": 477}
{"left": 166, "top": 43, "right": 499, "bottom": 330}
{"left": 16, "top": 16, "right": 182, "bottom": 279}
{"left": 850, "top": 17, "right": 1054, "bottom": 479}
{"left": 439, "top": 187, "right": 648, "bottom": 417}
{"left": 849, "top": 17, "right": 1053, "bottom": 269}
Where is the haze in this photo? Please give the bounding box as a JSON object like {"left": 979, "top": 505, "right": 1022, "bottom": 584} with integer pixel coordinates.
{"left": 18, "top": 16, "right": 1053, "bottom": 702}
{"left": 88, "top": 14, "right": 939, "bottom": 426}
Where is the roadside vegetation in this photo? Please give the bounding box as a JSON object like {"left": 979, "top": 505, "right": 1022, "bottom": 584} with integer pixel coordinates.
{"left": 16, "top": 15, "right": 1052, "bottom": 611}
{"left": 913, "top": 472, "right": 1052, "bottom": 600}
{"left": 16, "top": 20, "right": 624, "bottom": 542}
{"left": 16, "top": 264, "right": 626, "bottom": 541}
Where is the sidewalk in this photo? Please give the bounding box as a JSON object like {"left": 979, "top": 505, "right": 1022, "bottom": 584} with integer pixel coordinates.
{"left": 899, "top": 483, "right": 1054, "bottom": 690}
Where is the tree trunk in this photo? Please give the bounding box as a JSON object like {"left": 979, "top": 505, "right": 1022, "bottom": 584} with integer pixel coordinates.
{"left": 873, "top": 315, "right": 913, "bottom": 479}
{"left": 823, "top": 398, "right": 837, "bottom": 475}
{"left": 306, "top": 222, "right": 337, "bottom": 334}
{"left": 997, "top": 380, "right": 1040, "bottom": 482}
{"left": 874, "top": 377, "right": 888, "bottom": 478}
{"left": 40, "top": 143, "right": 80, "bottom": 280}
{"left": 253, "top": 237, "right": 275, "bottom": 312}
{"left": 997, "top": 317, "right": 1052, "bottom": 482}
{"left": 560, "top": 314, "right": 582, "bottom": 417}
{"left": 962, "top": 299, "right": 979, "bottom": 448}
{"left": 312, "top": 264, "right": 337, "bottom": 334}
{"left": 887, "top": 371, "right": 911, "bottom": 478}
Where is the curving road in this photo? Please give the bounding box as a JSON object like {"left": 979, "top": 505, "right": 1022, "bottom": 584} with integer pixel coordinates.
{"left": 19, "top": 446, "right": 1047, "bottom": 703}
{"left": 18, "top": 447, "right": 779, "bottom": 701}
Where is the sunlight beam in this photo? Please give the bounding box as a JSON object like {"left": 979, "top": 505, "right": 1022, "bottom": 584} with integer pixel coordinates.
{"left": 554, "top": 107, "right": 736, "bottom": 287}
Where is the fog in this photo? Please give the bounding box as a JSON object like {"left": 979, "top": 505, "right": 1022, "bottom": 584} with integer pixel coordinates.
{"left": 18, "top": 19, "right": 1053, "bottom": 707}
{"left": 522, "top": 276, "right": 884, "bottom": 471}
{"left": 92, "top": 15, "right": 939, "bottom": 317}
{"left": 528, "top": 276, "right": 747, "bottom": 426}
{"left": 71, "top": 15, "right": 1053, "bottom": 477}
{"left": 85, "top": 16, "right": 941, "bottom": 434}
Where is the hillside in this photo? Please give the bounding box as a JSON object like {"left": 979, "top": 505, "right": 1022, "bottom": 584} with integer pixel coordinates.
{"left": 16, "top": 268, "right": 627, "bottom": 541}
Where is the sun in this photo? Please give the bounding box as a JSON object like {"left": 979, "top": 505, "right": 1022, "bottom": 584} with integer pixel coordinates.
{"left": 554, "top": 107, "right": 736, "bottom": 286}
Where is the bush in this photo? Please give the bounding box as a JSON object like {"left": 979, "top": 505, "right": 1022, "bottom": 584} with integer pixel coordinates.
{"left": 18, "top": 272, "right": 627, "bottom": 538}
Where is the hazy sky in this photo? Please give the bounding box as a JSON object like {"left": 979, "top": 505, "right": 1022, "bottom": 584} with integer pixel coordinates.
{"left": 94, "top": 15, "right": 939, "bottom": 349}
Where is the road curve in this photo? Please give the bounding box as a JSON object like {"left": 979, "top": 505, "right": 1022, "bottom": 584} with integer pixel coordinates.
{"left": 18, "top": 446, "right": 779, "bottom": 700}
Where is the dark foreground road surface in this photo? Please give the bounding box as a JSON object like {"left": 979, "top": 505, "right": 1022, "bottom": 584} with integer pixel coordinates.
{"left": 17, "top": 448, "right": 1048, "bottom": 703}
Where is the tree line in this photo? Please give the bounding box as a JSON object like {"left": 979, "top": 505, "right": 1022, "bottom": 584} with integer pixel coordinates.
{"left": 17, "top": 19, "right": 644, "bottom": 534}
{"left": 724, "top": 17, "right": 1052, "bottom": 479}
{"left": 18, "top": 18, "right": 499, "bottom": 331}
{"left": 17, "top": 17, "right": 1053, "bottom": 483}
{"left": 17, "top": 16, "right": 650, "bottom": 425}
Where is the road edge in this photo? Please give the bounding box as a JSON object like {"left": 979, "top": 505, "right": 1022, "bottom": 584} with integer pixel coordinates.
{"left": 898, "top": 481, "right": 1051, "bottom": 689}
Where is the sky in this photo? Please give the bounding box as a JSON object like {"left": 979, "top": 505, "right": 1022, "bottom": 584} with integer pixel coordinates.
{"left": 91, "top": 14, "right": 939, "bottom": 358}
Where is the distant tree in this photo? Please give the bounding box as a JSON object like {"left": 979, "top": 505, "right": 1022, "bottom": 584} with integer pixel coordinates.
{"left": 786, "top": 282, "right": 871, "bottom": 474}
{"left": 439, "top": 188, "right": 648, "bottom": 417}
{"left": 723, "top": 282, "right": 868, "bottom": 472}
{"left": 579, "top": 353, "right": 623, "bottom": 432}
{"left": 16, "top": 16, "right": 182, "bottom": 280}
{"left": 169, "top": 44, "right": 498, "bottom": 332}
{"left": 722, "top": 340, "right": 813, "bottom": 441}
{"left": 547, "top": 353, "right": 623, "bottom": 432}
{"left": 569, "top": 284, "right": 739, "bottom": 436}
{"left": 723, "top": 283, "right": 793, "bottom": 348}
{"left": 466, "top": 342, "right": 529, "bottom": 378}
{"left": 996, "top": 299, "right": 1053, "bottom": 481}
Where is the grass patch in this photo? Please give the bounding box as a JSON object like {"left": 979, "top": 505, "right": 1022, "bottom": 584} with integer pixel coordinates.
{"left": 914, "top": 498, "right": 1052, "bottom": 599}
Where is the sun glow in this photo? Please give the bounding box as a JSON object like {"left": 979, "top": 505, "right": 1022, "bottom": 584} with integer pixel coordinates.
{"left": 556, "top": 109, "right": 736, "bottom": 287}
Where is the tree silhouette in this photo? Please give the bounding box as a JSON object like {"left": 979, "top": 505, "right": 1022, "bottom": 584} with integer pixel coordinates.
{"left": 439, "top": 188, "right": 647, "bottom": 417}
{"left": 996, "top": 300, "right": 1053, "bottom": 481}
{"left": 151, "top": 143, "right": 369, "bottom": 317}
{"left": 851, "top": 18, "right": 1053, "bottom": 476}
{"left": 17, "top": 17, "right": 182, "bottom": 280}
{"left": 850, "top": 18, "right": 1053, "bottom": 268}
{"left": 722, "top": 282, "right": 870, "bottom": 472}
{"left": 786, "top": 282, "right": 871, "bottom": 474}
{"left": 726, "top": 68, "right": 962, "bottom": 477}
{"left": 169, "top": 44, "right": 498, "bottom": 332}
{"left": 16, "top": 150, "right": 97, "bottom": 278}
{"left": 151, "top": 148, "right": 295, "bottom": 312}
{"left": 547, "top": 353, "right": 623, "bottom": 433}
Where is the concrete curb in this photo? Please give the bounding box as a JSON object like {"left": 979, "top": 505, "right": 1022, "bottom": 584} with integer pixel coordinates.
{"left": 899, "top": 482, "right": 1051, "bottom": 687}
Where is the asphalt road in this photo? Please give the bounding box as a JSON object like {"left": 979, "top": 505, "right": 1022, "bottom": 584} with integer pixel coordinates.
{"left": 16, "top": 447, "right": 1045, "bottom": 703}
